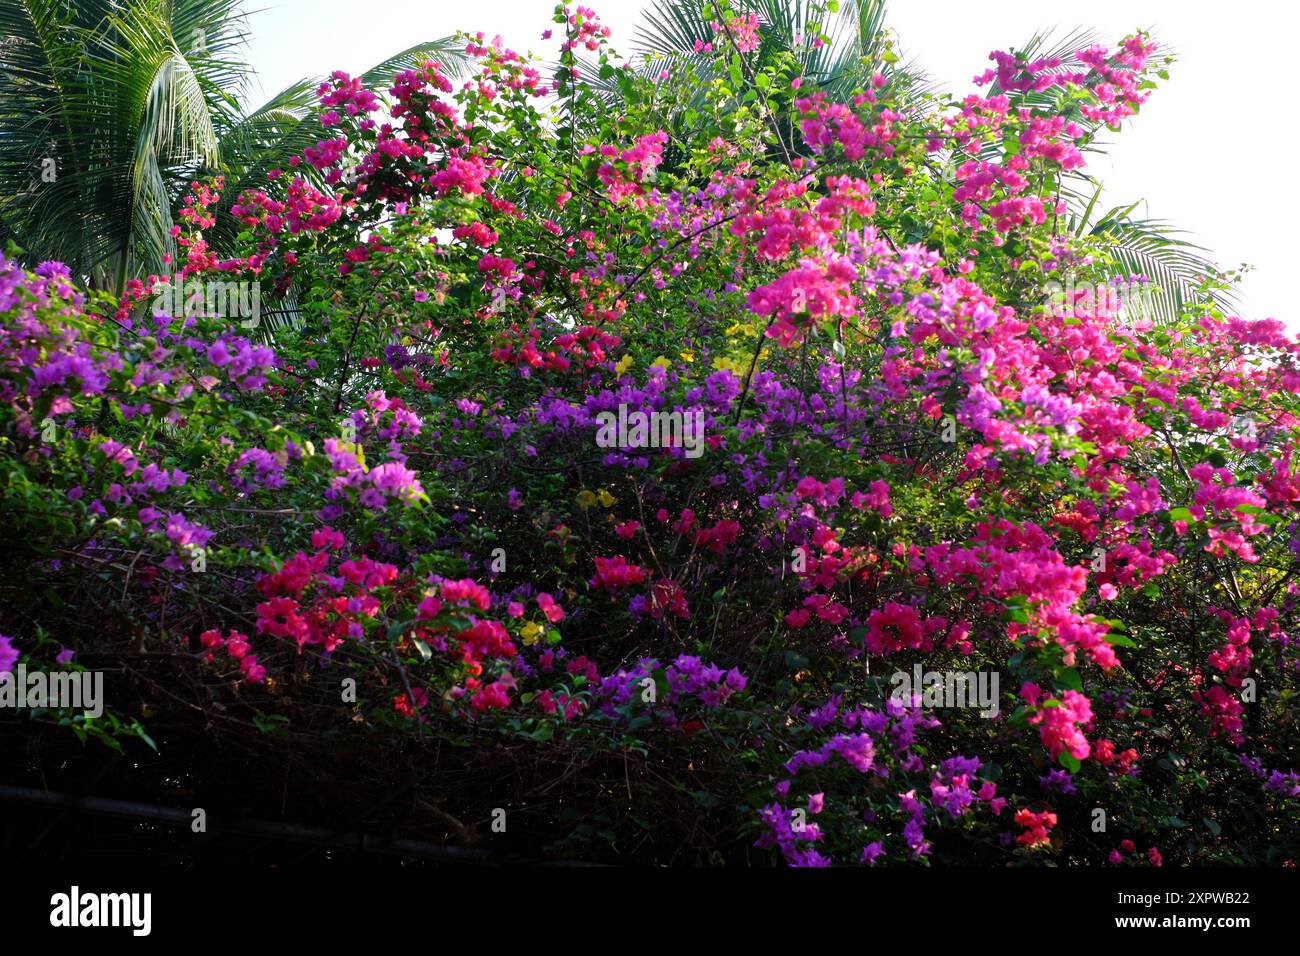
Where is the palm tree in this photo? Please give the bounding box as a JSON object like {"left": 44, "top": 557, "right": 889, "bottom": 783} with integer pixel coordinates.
{"left": 0, "top": 0, "right": 466, "bottom": 295}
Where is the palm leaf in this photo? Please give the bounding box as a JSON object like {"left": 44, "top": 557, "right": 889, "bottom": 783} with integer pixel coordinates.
{"left": 1084, "top": 208, "right": 1235, "bottom": 325}
{"left": 361, "top": 38, "right": 472, "bottom": 87}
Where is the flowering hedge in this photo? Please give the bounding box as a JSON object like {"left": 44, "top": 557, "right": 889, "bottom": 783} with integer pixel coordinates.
{"left": 2, "top": 3, "right": 1297, "bottom": 865}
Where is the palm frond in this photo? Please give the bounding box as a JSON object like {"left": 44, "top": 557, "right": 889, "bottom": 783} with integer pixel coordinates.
{"left": 361, "top": 38, "right": 472, "bottom": 87}
{"left": 1083, "top": 206, "right": 1236, "bottom": 325}
{"left": 633, "top": 0, "right": 928, "bottom": 102}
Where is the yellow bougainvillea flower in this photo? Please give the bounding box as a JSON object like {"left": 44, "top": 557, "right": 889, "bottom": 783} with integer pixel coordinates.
{"left": 614, "top": 355, "right": 634, "bottom": 377}
{"left": 341, "top": 442, "right": 366, "bottom": 468}
{"left": 713, "top": 356, "right": 746, "bottom": 376}
{"left": 649, "top": 356, "right": 672, "bottom": 370}
{"left": 576, "top": 490, "right": 597, "bottom": 508}
{"left": 596, "top": 489, "right": 616, "bottom": 508}
{"left": 520, "top": 621, "right": 544, "bottom": 645}
{"left": 679, "top": 349, "right": 695, "bottom": 363}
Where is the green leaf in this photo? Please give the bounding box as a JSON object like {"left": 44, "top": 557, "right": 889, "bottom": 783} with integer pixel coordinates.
{"left": 253, "top": 713, "right": 289, "bottom": 735}
{"left": 1057, "top": 668, "right": 1083, "bottom": 692}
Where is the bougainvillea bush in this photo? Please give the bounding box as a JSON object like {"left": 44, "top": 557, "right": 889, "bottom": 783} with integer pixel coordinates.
{"left": 2, "top": 2, "right": 1297, "bottom": 866}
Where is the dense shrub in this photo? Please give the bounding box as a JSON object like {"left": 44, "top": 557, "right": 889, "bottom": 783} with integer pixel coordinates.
{"left": 2, "top": 3, "right": 1297, "bottom": 865}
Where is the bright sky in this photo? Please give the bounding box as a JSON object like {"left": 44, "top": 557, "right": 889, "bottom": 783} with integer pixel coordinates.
{"left": 244, "top": 0, "right": 1295, "bottom": 326}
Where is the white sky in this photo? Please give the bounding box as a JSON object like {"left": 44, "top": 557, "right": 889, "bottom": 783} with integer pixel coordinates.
{"left": 244, "top": 0, "right": 1296, "bottom": 326}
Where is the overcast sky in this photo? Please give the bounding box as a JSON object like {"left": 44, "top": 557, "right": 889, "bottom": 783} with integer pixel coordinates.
{"left": 244, "top": 0, "right": 1294, "bottom": 327}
